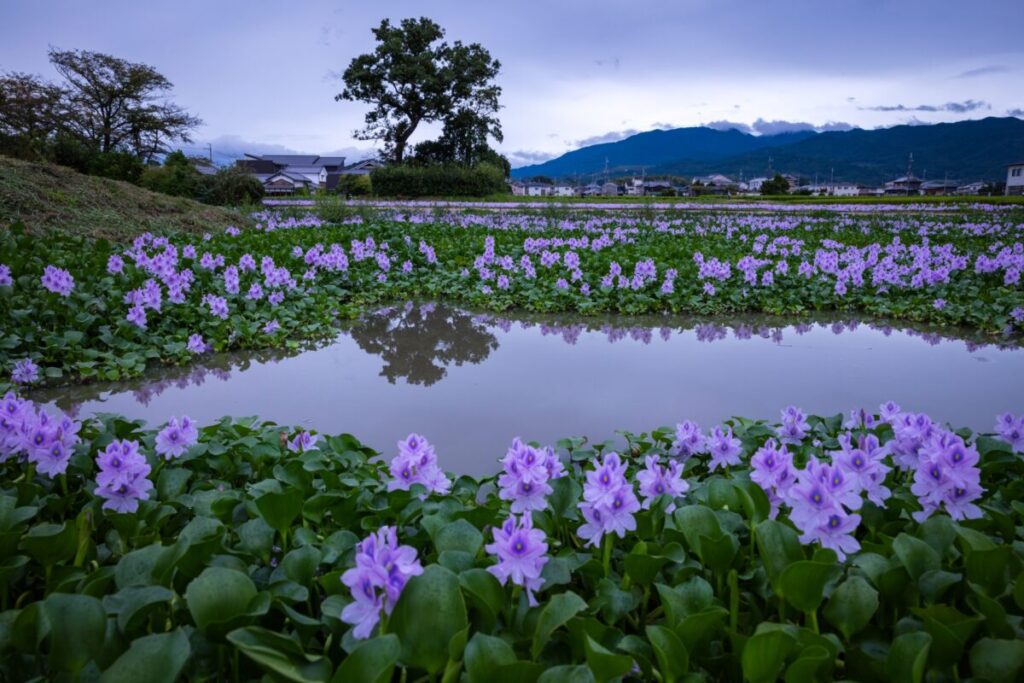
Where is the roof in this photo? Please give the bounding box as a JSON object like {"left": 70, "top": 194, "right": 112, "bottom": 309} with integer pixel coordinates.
{"left": 258, "top": 154, "right": 319, "bottom": 165}
{"left": 317, "top": 156, "right": 346, "bottom": 166}
{"left": 265, "top": 171, "right": 312, "bottom": 184}
{"left": 1007, "top": 161, "right": 1024, "bottom": 167}
{"left": 921, "top": 180, "right": 959, "bottom": 188}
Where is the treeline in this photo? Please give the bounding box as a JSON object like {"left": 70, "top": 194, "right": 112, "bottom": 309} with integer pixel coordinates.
{"left": 0, "top": 48, "right": 261, "bottom": 205}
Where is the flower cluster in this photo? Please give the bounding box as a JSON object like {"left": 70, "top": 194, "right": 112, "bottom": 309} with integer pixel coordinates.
{"left": 387, "top": 433, "right": 451, "bottom": 496}
{"left": 911, "top": 432, "right": 983, "bottom": 522}
{"left": 94, "top": 439, "right": 153, "bottom": 513}
{"left": 750, "top": 439, "right": 796, "bottom": 516}
{"left": 497, "top": 437, "right": 565, "bottom": 513}
{"left": 636, "top": 455, "right": 688, "bottom": 512}
{"left": 40, "top": 265, "right": 74, "bottom": 297}
{"left": 995, "top": 412, "right": 1023, "bottom": 452}
{"left": 341, "top": 526, "right": 423, "bottom": 639}
{"left": 287, "top": 431, "right": 321, "bottom": 453}
{"left": 485, "top": 513, "right": 549, "bottom": 606}
{"left": 5, "top": 399, "right": 81, "bottom": 478}
{"left": 578, "top": 452, "right": 640, "bottom": 547}
{"left": 787, "top": 458, "right": 862, "bottom": 560}
{"left": 707, "top": 426, "right": 742, "bottom": 471}
{"left": 11, "top": 358, "right": 39, "bottom": 385}
{"left": 777, "top": 405, "right": 810, "bottom": 444}
{"left": 155, "top": 415, "right": 199, "bottom": 459}
{"left": 671, "top": 420, "right": 705, "bottom": 460}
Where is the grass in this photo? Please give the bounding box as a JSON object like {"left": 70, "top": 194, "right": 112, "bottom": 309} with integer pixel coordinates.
{"left": 0, "top": 155, "right": 253, "bottom": 240}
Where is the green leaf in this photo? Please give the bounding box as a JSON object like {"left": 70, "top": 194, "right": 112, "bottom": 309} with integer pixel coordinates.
{"left": 742, "top": 629, "right": 796, "bottom": 683}
{"left": 913, "top": 604, "right": 983, "bottom": 669}
{"left": 156, "top": 467, "right": 192, "bottom": 500}
{"left": 21, "top": 521, "right": 77, "bottom": 568}
{"left": 104, "top": 585, "right": 175, "bottom": 635}
{"left": 583, "top": 633, "right": 633, "bottom": 683}
{"left": 185, "top": 566, "right": 257, "bottom": 631}
{"left": 433, "top": 519, "right": 484, "bottom": 556}
{"left": 969, "top": 638, "right": 1024, "bottom": 683}
{"left": 227, "top": 626, "right": 331, "bottom": 683}
{"left": 282, "top": 545, "right": 321, "bottom": 586}
{"left": 44, "top": 593, "right": 106, "bottom": 674}
{"left": 331, "top": 634, "right": 400, "bottom": 683}
{"left": 459, "top": 568, "right": 504, "bottom": 630}
{"left": 823, "top": 576, "right": 878, "bottom": 640}
{"left": 533, "top": 591, "right": 588, "bottom": 658}
{"left": 100, "top": 629, "right": 191, "bottom": 683}
{"left": 624, "top": 545, "right": 668, "bottom": 586}
{"left": 389, "top": 565, "right": 469, "bottom": 676}
{"left": 784, "top": 645, "right": 831, "bottom": 683}
{"left": 255, "top": 488, "right": 305, "bottom": 537}
{"left": 886, "top": 632, "right": 931, "bottom": 683}
{"left": 646, "top": 625, "right": 689, "bottom": 683}
{"left": 114, "top": 544, "right": 163, "bottom": 588}
{"left": 892, "top": 534, "right": 940, "bottom": 582}
{"left": 537, "top": 665, "right": 596, "bottom": 683}
{"left": 755, "top": 520, "right": 804, "bottom": 593}
{"left": 779, "top": 560, "right": 835, "bottom": 613}
{"left": 465, "top": 632, "right": 517, "bottom": 683}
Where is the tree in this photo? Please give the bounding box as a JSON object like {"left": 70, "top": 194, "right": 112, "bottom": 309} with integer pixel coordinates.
{"left": 760, "top": 173, "right": 790, "bottom": 195}
{"left": 48, "top": 48, "right": 201, "bottom": 162}
{"left": 0, "top": 72, "right": 67, "bottom": 158}
{"left": 337, "top": 17, "right": 502, "bottom": 164}
{"left": 140, "top": 150, "right": 200, "bottom": 197}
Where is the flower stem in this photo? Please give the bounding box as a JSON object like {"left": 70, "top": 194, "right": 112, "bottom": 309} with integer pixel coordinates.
{"left": 806, "top": 609, "right": 819, "bottom": 634}
{"left": 602, "top": 534, "right": 613, "bottom": 578}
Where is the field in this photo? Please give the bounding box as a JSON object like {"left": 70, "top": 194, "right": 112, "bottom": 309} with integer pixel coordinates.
{"left": 1, "top": 201, "right": 1023, "bottom": 682}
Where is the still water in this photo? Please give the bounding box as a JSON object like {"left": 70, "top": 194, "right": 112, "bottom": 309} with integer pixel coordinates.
{"left": 30, "top": 303, "right": 1024, "bottom": 477}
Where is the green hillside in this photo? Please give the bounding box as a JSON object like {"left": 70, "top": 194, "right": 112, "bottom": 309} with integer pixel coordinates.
{"left": 0, "top": 155, "right": 252, "bottom": 239}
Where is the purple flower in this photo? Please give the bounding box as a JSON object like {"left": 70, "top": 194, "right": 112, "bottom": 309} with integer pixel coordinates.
{"left": 94, "top": 439, "right": 153, "bottom": 513}
{"left": 707, "top": 426, "right": 743, "bottom": 471}
{"left": 287, "top": 431, "right": 321, "bottom": 453}
{"left": 202, "top": 294, "right": 229, "bottom": 320}
{"left": 833, "top": 433, "right": 891, "bottom": 506}
{"left": 485, "top": 513, "right": 549, "bottom": 606}
{"left": 803, "top": 509, "right": 862, "bottom": 561}
{"left": 787, "top": 460, "right": 841, "bottom": 532}
{"left": 777, "top": 406, "right": 810, "bottom": 444}
{"left": 750, "top": 439, "right": 796, "bottom": 516}
{"left": 186, "top": 334, "right": 209, "bottom": 354}
{"left": 126, "top": 305, "right": 147, "bottom": 329}
{"left": 155, "top": 416, "right": 199, "bottom": 459}
{"left": 11, "top": 358, "right": 39, "bottom": 385}
{"left": 933, "top": 298, "right": 946, "bottom": 310}
{"left": 41, "top": 265, "right": 74, "bottom": 296}
{"left": 635, "top": 455, "right": 688, "bottom": 512}
{"left": 671, "top": 420, "right": 705, "bottom": 460}
{"left": 107, "top": 254, "right": 125, "bottom": 275}
{"left": 341, "top": 526, "right": 423, "bottom": 639}
{"left": 0, "top": 264, "right": 11, "bottom": 287}
{"left": 498, "top": 438, "right": 554, "bottom": 513}
{"left": 911, "top": 431, "right": 984, "bottom": 522}
{"left": 577, "top": 452, "right": 640, "bottom": 547}
{"left": 247, "top": 282, "right": 264, "bottom": 300}
{"left": 23, "top": 407, "right": 80, "bottom": 478}
{"left": 994, "top": 412, "right": 1024, "bottom": 452}
{"left": 263, "top": 319, "right": 280, "bottom": 334}
{"left": 387, "top": 433, "right": 451, "bottom": 496}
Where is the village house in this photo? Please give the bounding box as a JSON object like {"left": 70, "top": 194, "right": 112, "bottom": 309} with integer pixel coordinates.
{"left": 236, "top": 153, "right": 386, "bottom": 194}
{"left": 920, "top": 179, "right": 960, "bottom": 196}
{"left": 955, "top": 181, "right": 986, "bottom": 195}
{"left": 884, "top": 175, "right": 923, "bottom": 195}
{"left": 551, "top": 184, "right": 576, "bottom": 197}
{"left": 601, "top": 181, "right": 620, "bottom": 196}
{"left": 1006, "top": 162, "right": 1024, "bottom": 196}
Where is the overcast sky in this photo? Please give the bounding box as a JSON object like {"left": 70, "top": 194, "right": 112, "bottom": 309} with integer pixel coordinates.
{"left": 2, "top": 0, "right": 1021, "bottom": 167}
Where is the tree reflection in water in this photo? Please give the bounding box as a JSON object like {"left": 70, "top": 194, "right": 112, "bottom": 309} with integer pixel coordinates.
{"left": 345, "top": 302, "right": 499, "bottom": 386}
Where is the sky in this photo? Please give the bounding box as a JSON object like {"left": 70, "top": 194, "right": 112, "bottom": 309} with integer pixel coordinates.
{"left": 2, "top": 0, "right": 1022, "bottom": 168}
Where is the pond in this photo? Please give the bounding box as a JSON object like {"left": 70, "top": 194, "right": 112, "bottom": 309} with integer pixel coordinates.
{"left": 29, "top": 303, "right": 1024, "bottom": 477}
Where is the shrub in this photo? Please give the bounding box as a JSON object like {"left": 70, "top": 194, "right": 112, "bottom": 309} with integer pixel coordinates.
{"left": 370, "top": 162, "right": 507, "bottom": 197}
{"left": 199, "top": 166, "right": 265, "bottom": 206}
{"left": 333, "top": 173, "right": 372, "bottom": 197}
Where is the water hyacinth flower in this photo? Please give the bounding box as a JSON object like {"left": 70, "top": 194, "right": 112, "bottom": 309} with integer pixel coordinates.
{"left": 994, "top": 412, "right": 1024, "bottom": 452}
{"left": 750, "top": 439, "right": 796, "bottom": 516}
{"left": 577, "top": 452, "right": 640, "bottom": 547}
{"left": 22, "top": 406, "right": 80, "bottom": 478}
{"left": 498, "top": 438, "right": 555, "bottom": 513}
{"left": 635, "top": 455, "right": 688, "bottom": 512}
{"left": 671, "top": 420, "right": 705, "bottom": 460}
{"left": 707, "top": 426, "right": 743, "bottom": 471}
{"left": 155, "top": 416, "right": 199, "bottom": 459}
{"left": 40, "top": 265, "right": 74, "bottom": 296}
{"left": 0, "top": 264, "right": 11, "bottom": 287}
{"left": 485, "top": 513, "right": 549, "bottom": 606}
{"left": 787, "top": 461, "right": 861, "bottom": 560}
{"left": 341, "top": 526, "right": 423, "bottom": 639}
{"left": 107, "top": 254, "right": 125, "bottom": 274}
{"left": 94, "top": 439, "right": 153, "bottom": 513}
{"left": 202, "top": 294, "right": 229, "bottom": 320}
{"left": 287, "top": 431, "right": 321, "bottom": 453}
{"left": 126, "top": 305, "right": 147, "bottom": 329}
{"left": 12, "top": 358, "right": 39, "bottom": 385}
{"left": 186, "top": 334, "right": 209, "bottom": 354}
{"left": 263, "top": 319, "right": 281, "bottom": 334}
{"left": 833, "top": 433, "right": 891, "bottom": 506}
{"left": 387, "top": 433, "right": 451, "bottom": 496}
{"left": 777, "top": 405, "right": 810, "bottom": 444}
{"left": 911, "top": 431, "right": 983, "bottom": 522}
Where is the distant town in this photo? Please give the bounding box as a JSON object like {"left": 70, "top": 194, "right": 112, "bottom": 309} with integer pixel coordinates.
{"left": 227, "top": 152, "right": 1024, "bottom": 198}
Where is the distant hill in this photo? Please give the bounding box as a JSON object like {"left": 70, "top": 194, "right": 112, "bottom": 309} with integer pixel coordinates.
{"left": 513, "top": 117, "right": 1024, "bottom": 184}
{"left": 0, "top": 155, "right": 251, "bottom": 239}
{"left": 511, "top": 128, "right": 814, "bottom": 179}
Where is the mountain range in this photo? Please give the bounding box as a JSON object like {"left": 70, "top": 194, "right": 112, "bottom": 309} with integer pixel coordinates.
{"left": 510, "top": 117, "right": 1024, "bottom": 185}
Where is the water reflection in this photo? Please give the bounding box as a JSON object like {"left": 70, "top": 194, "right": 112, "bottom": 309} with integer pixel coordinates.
{"left": 346, "top": 302, "right": 498, "bottom": 386}
{"left": 31, "top": 302, "right": 1021, "bottom": 420}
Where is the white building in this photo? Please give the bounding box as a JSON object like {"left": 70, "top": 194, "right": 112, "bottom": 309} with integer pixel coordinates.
{"left": 955, "top": 181, "right": 986, "bottom": 195}
{"left": 808, "top": 183, "right": 860, "bottom": 197}
{"left": 525, "top": 183, "right": 553, "bottom": 197}
{"left": 1006, "top": 162, "right": 1024, "bottom": 196}
{"left": 552, "top": 184, "right": 576, "bottom": 197}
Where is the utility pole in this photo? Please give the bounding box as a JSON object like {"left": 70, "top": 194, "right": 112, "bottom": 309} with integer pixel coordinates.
{"left": 206, "top": 143, "right": 213, "bottom": 162}
{"left": 906, "top": 152, "right": 914, "bottom": 196}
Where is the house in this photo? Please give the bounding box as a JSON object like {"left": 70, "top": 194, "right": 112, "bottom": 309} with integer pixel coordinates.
{"left": 955, "top": 181, "right": 986, "bottom": 195}
{"left": 525, "top": 183, "right": 553, "bottom": 197}
{"left": 340, "top": 158, "right": 385, "bottom": 176}
{"left": 884, "top": 175, "right": 923, "bottom": 195}
{"left": 746, "top": 177, "right": 768, "bottom": 193}
{"left": 509, "top": 181, "right": 526, "bottom": 196}
{"left": 921, "top": 179, "right": 960, "bottom": 196}
{"left": 600, "top": 181, "right": 620, "bottom": 196}
{"left": 808, "top": 183, "right": 860, "bottom": 197}
{"left": 624, "top": 178, "right": 645, "bottom": 196}
{"left": 262, "top": 171, "right": 316, "bottom": 194}
{"left": 581, "top": 182, "right": 603, "bottom": 196}
{"left": 551, "top": 184, "right": 576, "bottom": 197}
{"left": 642, "top": 179, "right": 673, "bottom": 196}
{"left": 236, "top": 154, "right": 353, "bottom": 194}
{"left": 858, "top": 186, "right": 885, "bottom": 196}
{"left": 1006, "top": 162, "right": 1024, "bottom": 196}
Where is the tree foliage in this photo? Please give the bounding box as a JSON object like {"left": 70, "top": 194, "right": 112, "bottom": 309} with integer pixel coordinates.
{"left": 760, "top": 173, "right": 791, "bottom": 195}
{"left": 337, "top": 18, "right": 502, "bottom": 164}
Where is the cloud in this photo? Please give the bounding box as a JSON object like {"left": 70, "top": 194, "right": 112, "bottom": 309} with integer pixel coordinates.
{"left": 192, "top": 135, "right": 376, "bottom": 165}
{"left": 955, "top": 65, "right": 1010, "bottom": 78}
{"left": 817, "top": 121, "right": 855, "bottom": 132}
{"left": 863, "top": 99, "right": 990, "bottom": 113}
{"left": 573, "top": 129, "right": 640, "bottom": 146}
{"left": 750, "top": 118, "right": 817, "bottom": 135}
{"left": 1009, "top": 108, "right": 1024, "bottom": 117}
{"left": 704, "top": 120, "right": 753, "bottom": 133}
{"left": 507, "top": 150, "right": 559, "bottom": 168}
